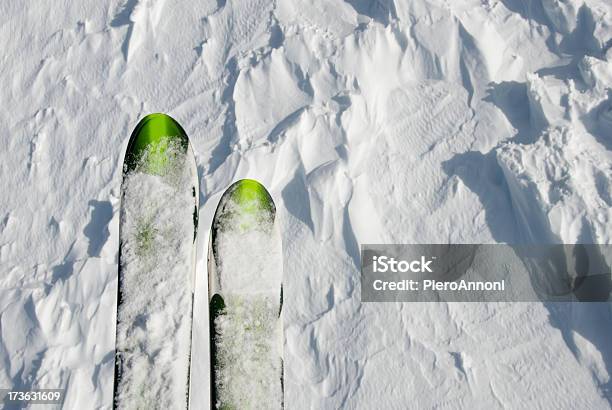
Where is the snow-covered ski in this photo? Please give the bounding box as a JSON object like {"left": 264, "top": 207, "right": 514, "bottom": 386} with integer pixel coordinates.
{"left": 208, "top": 179, "right": 283, "bottom": 409}
{"left": 114, "top": 113, "right": 198, "bottom": 409}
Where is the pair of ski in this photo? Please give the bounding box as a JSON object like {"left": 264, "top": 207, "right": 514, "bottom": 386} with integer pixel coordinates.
{"left": 113, "top": 113, "right": 283, "bottom": 409}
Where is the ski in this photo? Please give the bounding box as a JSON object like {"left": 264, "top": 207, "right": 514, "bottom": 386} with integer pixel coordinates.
{"left": 208, "top": 179, "right": 283, "bottom": 409}
{"left": 114, "top": 113, "right": 198, "bottom": 409}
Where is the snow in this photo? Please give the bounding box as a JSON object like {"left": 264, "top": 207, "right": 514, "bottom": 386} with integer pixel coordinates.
{"left": 215, "top": 296, "right": 282, "bottom": 409}
{"left": 213, "top": 293, "right": 282, "bottom": 409}
{"left": 213, "top": 196, "right": 281, "bottom": 295}
{"left": 115, "top": 140, "right": 195, "bottom": 408}
{"left": 0, "top": 0, "right": 612, "bottom": 409}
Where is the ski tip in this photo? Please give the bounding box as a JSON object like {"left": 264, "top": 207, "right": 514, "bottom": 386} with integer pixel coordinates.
{"left": 229, "top": 179, "right": 274, "bottom": 211}
{"left": 123, "top": 113, "right": 189, "bottom": 175}
{"left": 226, "top": 179, "right": 276, "bottom": 225}
{"left": 211, "top": 179, "right": 275, "bottom": 238}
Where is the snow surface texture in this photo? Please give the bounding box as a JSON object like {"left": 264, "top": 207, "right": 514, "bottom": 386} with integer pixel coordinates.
{"left": 212, "top": 198, "right": 282, "bottom": 409}
{"left": 0, "top": 0, "right": 612, "bottom": 409}
{"left": 116, "top": 140, "right": 195, "bottom": 409}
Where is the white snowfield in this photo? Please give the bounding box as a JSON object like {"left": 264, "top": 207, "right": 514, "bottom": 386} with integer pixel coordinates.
{"left": 0, "top": 0, "right": 611, "bottom": 409}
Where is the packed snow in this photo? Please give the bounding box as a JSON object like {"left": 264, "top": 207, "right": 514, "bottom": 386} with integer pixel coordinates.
{"left": 1, "top": 0, "right": 612, "bottom": 409}
{"left": 115, "top": 140, "right": 196, "bottom": 409}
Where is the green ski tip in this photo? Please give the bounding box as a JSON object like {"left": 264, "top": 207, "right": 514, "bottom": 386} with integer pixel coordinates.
{"left": 230, "top": 179, "right": 274, "bottom": 215}
{"left": 215, "top": 179, "right": 275, "bottom": 235}
{"left": 124, "top": 113, "right": 189, "bottom": 176}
